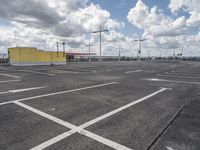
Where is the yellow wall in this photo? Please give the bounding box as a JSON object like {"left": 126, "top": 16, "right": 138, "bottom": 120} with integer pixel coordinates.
{"left": 8, "top": 47, "right": 66, "bottom": 66}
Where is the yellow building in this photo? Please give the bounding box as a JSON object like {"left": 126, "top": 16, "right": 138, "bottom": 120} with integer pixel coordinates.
{"left": 8, "top": 47, "right": 66, "bottom": 66}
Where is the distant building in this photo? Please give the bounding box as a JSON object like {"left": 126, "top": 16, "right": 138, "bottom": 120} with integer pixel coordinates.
{"left": 8, "top": 47, "right": 66, "bottom": 66}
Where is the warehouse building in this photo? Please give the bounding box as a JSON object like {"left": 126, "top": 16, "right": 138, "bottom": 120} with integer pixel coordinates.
{"left": 8, "top": 47, "right": 66, "bottom": 66}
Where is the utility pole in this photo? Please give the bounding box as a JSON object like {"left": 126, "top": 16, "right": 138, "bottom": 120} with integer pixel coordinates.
{"left": 118, "top": 47, "right": 123, "bottom": 62}
{"left": 86, "top": 43, "right": 94, "bottom": 62}
{"left": 56, "top": 42, "right": 59, "bottom": 57}
{"left": 148, "top": 49, "right": 151, "bottom": 59}
{"left": 51, "top": 51, "right": 53, "bottom": 65}
{"left": 173, "top": 46, "right": 176, "bottom": 61}
{"left": 173, "top": 46, "right": 176, "bottom": 57}
{"left": 181, "top": 48, "right": 184, "bottom": 61}
{"left": 134, "top": 36, "right": 146, "bottom": 61}
{"left": 92, "top": 26, "right": 109, "bottom": 62}
{"left": 160, "top": 49, "right": 162, "bottom": 58}
{"left": 62, "top": 42, "right": 65, "bottom": 57}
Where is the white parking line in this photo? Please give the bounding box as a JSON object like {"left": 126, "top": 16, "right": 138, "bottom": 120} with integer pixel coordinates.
{"left": 0, "top": 86, "right": 47, "bottom": 95}
{"left": 143, "top": 78, "right": 200, "bottom": 85}
{"left": 0, "top": 79, "right": 21, "bottom": 83}
{"left": 15, "top": 101, "right": 132, "bottom": 150}
{"left": 19, "top": 70, "right": 55, "bottom": 76}
{"left": 172, "top": 70, "right": 200, "bottom": 74}
{"left": 52, "top": 70, "right": 79, "bottom": 74}
{"left": 30, "top": 131, "right": 77, "bottom": 150}
{"left": 0, "top": 73, "right": 20, "bottom": 79}
{"left": 0, "top": 82, "right": 119, "bottom": 106}
{"left": 28, "top": 87, "right": 170, "bottom": 150}
{"left": 125, "top": 70, "right": 142, "bottom": 74}
{"left": 80, "top": 87, "right": 171, "bottom": 128}
{"left": 14, "top": 101, "right": 77, "bottom": 129}
{"left": 157, "top": 74, "right": 200, "bottom": 79}
{"left": 165, "top": 72, "right": 200, "bottom": 77}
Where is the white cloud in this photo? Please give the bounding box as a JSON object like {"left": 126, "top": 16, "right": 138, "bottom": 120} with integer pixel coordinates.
{"left": 169, "top": 0, "right": 200, "bottom": 27}
{"left": 187, "top": 11, "right": 200, "bottom": 27}
{"left": 145, "top": 16, "right": 188, "bottom": 38}
{"left": 127, "top": 0, "right": 187, "bottom": 38}
{"left": 0, "top": 0, "right": 124, "bottom": 36}
{"left": 126, "top": 0, "right": 200, "bottom": 56}
{"left": 0, "top": 0, "right": 125, "bottom": 55}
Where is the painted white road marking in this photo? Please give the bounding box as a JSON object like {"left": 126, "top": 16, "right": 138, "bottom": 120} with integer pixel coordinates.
{"left": 172, "top": 70, "right": 200, "bottom": 74}
{"left": 0, "top": 101, "right": 14, "bottom": 106}
{"left": 0, "top": 79, "right": 21, "bottom": 83}
{"left": 166, "top": 146, "right": 174, "bottom": 150}
{"left": 19, "top": 70, "right": 55, "bottom": 76}
{"left": 30, "top": 131, "right": 77, "bottom": 150}
{"left": 28, "top": 88, "right": 170, "bottom": 150}
{"left": 0, "top": 73, "right": 20, "bottom": 79}
{"left": 144, "top": 78, "right": 200, "bottom": 85}
{"left": 80, "top": 87, "right": 170, "bottom": 129}
{"left": 82, "top": 130, "right": 132, "bottom": 150}
{"left": 165, "top": 72, "right": 200, "bottom": 77}
{"left": 125, "top": 70, "right": 142, "bottom": 74}
{"left": 157, "top": 74, "right": 200, "bottom": 79}
{"left": 0, "top": 86, "right": 47, "bottom": 95}
{"left": 14, "top": 101, "right": 77, "bottom": 129}
{"left": 0, "top": 82, "right": 119, "bottom": 106}
{"left": 52, "top": 70, "right": 79, "bottom": 74}
{"left": 15, "top": 101, "right": 132, "bottom": 150}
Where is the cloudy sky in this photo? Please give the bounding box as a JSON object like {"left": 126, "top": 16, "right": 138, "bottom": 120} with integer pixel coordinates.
{"left": 0, "top": 0, "right": 200, "bottom": 57}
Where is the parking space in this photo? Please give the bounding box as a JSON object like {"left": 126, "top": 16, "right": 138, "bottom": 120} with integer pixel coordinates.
{"left": 0, "top": 104, "right": 67, "bottom": 150}
{"left": 44, "top": 133, "right": 114, "bottom": 150}
{"left": 23, "top": 82, "right": 161, "bottom": 126}
{"left": 86, "top": 87, "right": 196, "bottom": 150}
{"left": 0, "top": 61, "right": 200, "bottom": 150}
{"left": 151, "top": 95, "right": 200, "bottom": 150}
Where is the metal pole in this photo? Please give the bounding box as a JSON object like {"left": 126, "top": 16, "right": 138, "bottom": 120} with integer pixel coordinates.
{"left": 51, "top": 51, "right": 53, "bottom": 65}
{"left": 181, "top": 48, "right": 183, "bottom": 61}
{"left": 135, "top": 36, "right": 146, "bottom": 61}
{"left": 56, "top": 42, "right": 59, "bottom": 57}
{"left": 173, "top": 47, "right": 176, "bottom": 60}
{"left": 148, "top": 50, "right": 150, "bottom": 59}
{"left": 160, "top": 49, "right": 162, "bottom": 57}
{"left": 100, "top": 26, "right": 102, "bottom": 62}
{"left": 89, "top": 43, "right": 91, "bottom": 62}
{"left": 63, "top": 42, "right": 65, "bottom": 57}
{"left": 118, "top": 47, "right": 121, "bottom": 62}
{"left": 138, "top": 38, "right": 141, "bottom": 60}
{"left": 91, "top": 26, "right": 108, "bottom": 62}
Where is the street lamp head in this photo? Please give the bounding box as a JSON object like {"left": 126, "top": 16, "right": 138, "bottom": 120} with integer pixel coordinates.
{"left": 102, "top": 29, "right": 109, "bottom": 32}
{"left": 141, "top": 39, "right": 147, "bottom": 41}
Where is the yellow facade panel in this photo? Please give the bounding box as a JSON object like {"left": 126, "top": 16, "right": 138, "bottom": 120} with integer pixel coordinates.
{"left": 8, "top": 47, "right": 66, "bottom": 66}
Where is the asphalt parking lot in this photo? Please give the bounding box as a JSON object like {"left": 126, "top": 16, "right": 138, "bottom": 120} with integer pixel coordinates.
{"left": 0, "top": 61, "right": 200, "bottom": 150}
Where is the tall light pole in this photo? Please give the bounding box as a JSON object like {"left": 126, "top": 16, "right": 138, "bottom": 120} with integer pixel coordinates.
{"left": 56, "top": 42, "right": 59, "bottom": 57}
{"left": 134, "top": 36, "right": 146, "bottom": 61}
{"left": 181, "top": 48, "right": 184, "bottom": 61}
{"left": 62, "top": 42, "right": 65, "bottom": 57}
{"left": 173, "top": 46, "right": 176, "bottom": 61}
{"left": 118, "top": 46, "right": 123, "bottom": 62}
{"left": 119, "top": 47, "right": 121, "bottom": 62}
{"left": 92, "top": 26, "right": 109, "bottom": 62}
{"left": 86, "top": 43, "right": 94, "bottom": 62}
{"left": 173, "top": 46, "right": 176, "bottom": 57}
{"left": 148, "top": 49, "right": 151, "bottom": 59}
{"left": 160, "top": 49, "right": 162, "bottom": 58}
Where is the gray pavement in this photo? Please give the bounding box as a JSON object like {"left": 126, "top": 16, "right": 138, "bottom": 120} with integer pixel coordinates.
{"left": 0, "top": 61, "right": 200, "bottom": 150}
